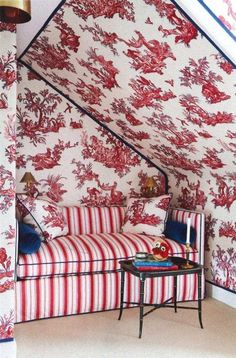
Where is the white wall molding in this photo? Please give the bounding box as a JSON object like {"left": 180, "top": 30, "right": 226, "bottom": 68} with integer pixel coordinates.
{"left": 0, "top": 340, "right": 16, "bottom": 358}
{"left": 206, "top": 282, "right": 236, "bottom": 309}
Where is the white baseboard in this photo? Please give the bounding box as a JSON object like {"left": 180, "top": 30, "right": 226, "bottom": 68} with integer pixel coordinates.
{"left": 206, "top": 281, "right": 236, "bottom": 309}
{"left": 0, "top": 340, "right": 16, "bottom": 358}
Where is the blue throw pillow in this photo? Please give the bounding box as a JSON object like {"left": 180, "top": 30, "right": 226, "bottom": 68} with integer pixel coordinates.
{"left": 18, "top": 222, "right": 41, "bottom": 254}
{"left": 164, "top": 220, "right": 196, "bottom": 245}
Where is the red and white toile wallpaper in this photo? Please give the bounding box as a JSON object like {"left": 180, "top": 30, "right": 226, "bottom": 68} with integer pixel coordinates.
{"left": 0, "top": 24, "right": 16, "bottom": 343}
{"left": 16, "top": 64, "right": 165, "bottom": 206}
{"left": 19, "top": 0, "right": 236, "bottom": 292}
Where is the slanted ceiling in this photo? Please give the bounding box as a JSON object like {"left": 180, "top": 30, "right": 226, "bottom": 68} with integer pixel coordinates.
{"left": 17, "top": 0, "right": 236, "bottom": 292}
{"left": 19, "top": 0, "right": 235, "bottom": 182}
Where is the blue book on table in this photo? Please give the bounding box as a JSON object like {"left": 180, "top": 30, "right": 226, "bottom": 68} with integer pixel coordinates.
{"left": 134, "top": 260, "right": 174, "bottom": 267}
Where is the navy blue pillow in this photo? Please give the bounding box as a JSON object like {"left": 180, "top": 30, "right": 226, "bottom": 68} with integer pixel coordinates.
{"left": 18, "top": 222, "right": 41, "bottom": 254}
{"left": 164, "top": 220, "right": 196, "bottom": 245}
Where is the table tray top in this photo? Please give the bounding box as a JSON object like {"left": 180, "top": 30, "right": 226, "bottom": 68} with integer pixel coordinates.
{"left": 119, "top": 256, "right": 203, "bottom": 277}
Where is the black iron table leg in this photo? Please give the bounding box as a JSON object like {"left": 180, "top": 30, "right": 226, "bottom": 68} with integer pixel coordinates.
{"left": 198, "top": 271, "right": 203, "bottom": 329}
{"left": 139, "top": 276, "right": 145, "bottom": 339}
{"left": 118, "top": 269, "right": 125, "bottom": 320}
{"left": 174, "top": 276, "right": 177, "bottom": 313}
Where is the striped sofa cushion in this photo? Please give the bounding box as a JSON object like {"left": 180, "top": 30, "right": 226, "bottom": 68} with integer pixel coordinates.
{"left": 61, "top": 206, "right": 125, "bottom": 235}
{"left": 17, "top": 233, "right": 198, "bottom": 279}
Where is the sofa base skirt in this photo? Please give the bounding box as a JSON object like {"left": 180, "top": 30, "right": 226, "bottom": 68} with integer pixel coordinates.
{"left": 15, "top": 271, "right": 205, "bottom": 323}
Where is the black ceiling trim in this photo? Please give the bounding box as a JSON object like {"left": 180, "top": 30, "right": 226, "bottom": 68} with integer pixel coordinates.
{"left": 17, "top": 0, "right": 67, "bottom": 61}
{"left": 170, "top": 0, "right": 236, "bottom": 68}
{"left": 18, "top": 59, "right": 169, "bottom": 193}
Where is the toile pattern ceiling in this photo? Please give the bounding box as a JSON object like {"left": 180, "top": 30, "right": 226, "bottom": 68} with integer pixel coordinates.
{"left": 17, "top": 64, "right": 165, "bottom": 207}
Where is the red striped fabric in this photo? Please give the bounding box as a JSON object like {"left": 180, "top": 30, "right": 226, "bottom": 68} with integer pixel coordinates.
{"left": 15, "top": 206, "right": 205, "bottom": 323}
{"left": 17, "top": 233, "right": 198, "bottom": 279}
{"left": 15, "top": 270, "right": 204, "bottom": 323}
{"left": 61, "top": 206, "right": 126, "bottom": 235}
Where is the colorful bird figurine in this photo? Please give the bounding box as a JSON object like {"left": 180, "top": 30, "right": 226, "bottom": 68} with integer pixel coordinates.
{"left": 152, "top": 238, "right": 170, "bottom": 261}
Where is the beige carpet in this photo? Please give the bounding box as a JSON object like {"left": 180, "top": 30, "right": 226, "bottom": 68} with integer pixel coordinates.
{"left": 15, "top": 298, "right": 236, "bottom": 358}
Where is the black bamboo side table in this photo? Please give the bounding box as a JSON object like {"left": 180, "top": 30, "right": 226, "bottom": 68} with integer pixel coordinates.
{"left": 118, "top": 257, "right": 204, "bottom": 338}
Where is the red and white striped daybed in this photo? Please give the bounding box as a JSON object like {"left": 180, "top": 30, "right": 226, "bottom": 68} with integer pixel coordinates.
{"left": 15, "top": 206, "right": 205, "bottom": 323}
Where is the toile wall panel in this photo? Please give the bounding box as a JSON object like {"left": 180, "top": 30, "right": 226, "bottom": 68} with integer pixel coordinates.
{"left": 16, "top": 65, "right": 165, "bottom": 206}
{"left": 0, "top": 23, "right": 16, "bottom": 348}
{"left": 19, "top": 0, "right": 236, "bottom": 293}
